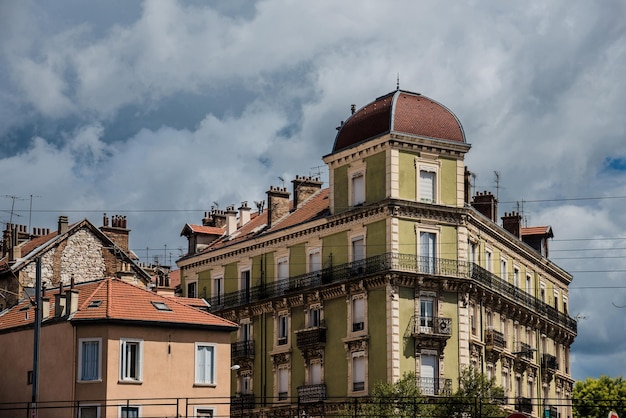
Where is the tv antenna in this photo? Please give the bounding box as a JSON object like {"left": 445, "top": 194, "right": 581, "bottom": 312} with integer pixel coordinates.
{"left": 2, "top": 195, "right": 27, "bottom": 225}
{"left": 493, "top": 171, "right": 502, "bottom": 200}
{"left": 278, "top": 176, "right": 285, "bottom": 188}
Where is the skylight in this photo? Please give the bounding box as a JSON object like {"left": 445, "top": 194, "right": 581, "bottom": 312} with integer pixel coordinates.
{"left": 151, "top": 301, "right": 172, "bottom": 311}
{"left": 88, "top": 300, "right": 102, "bottom": 308}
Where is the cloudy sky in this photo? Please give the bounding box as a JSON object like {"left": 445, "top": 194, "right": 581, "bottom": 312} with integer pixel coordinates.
{"left": 1, "top": 0, "right": 625, "bottom": 381}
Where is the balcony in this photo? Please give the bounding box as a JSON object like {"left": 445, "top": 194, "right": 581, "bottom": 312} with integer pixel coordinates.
{"left": 541, "top": 353, "right": 559, "bottom": 370}
{"left": 485, "top": 329, "right": 506, "bottom": 350}
{"left": 412, "top": 316, "right": 452, "bottom": 338}
{"left": 231, "top": 394, "right": 255, "bottom": 411}
{"left": 203, "top": 252, "right": 577, "bottom": 335}
{"left": 296, "top": 327, "right": 326, "bottom": 351}
{"left": 418, "top": 377, "right": 452, "bottom": 396}
{"left": 297, "top": 384, "right": 326, "bottom": 403}
{"left": 231, "top": 340, "right": 254, "bottom": 359}
{"left": 516, "top": 396, "right": 533, "bottom": 414}
{"left": 513, "top": 342, "right": 534, "bottom": 360}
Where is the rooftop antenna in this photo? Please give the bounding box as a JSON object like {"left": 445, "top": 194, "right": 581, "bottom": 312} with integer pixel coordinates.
{"left": 493, "top": 171, "right": 501, "bottom": 200}
{"left": 28, "top": 195, "right": 40, "bottom": 235}
{"left": 516, "top": 199, "right": 528, "bottom": 227}
{"left": 2, "top": 195, "right": 26, "bottom": 225}
{"left": 212, "top": 201, "right": 219, "bottom": 211}
{"left": 396, "top": 73, "right": 400, "bottom": 90}
{"left": 278, "top": 176, "right": 285, "bottom": 188}
{"left": 254, "top": 200, "right": 265, "bottom": 214}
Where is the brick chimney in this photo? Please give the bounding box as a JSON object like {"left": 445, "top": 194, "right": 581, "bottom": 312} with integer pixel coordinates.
{"left": 238, "top": 201, "right": 251, "bottom": 227}
{"left": 292, "top": 176, "right": 323, "bottom": 209}
{"left": 100, "top": 213, "right": 130, "bottom": 253}
{"left": 55, "top": 284, "right": 66, "bottom": 317}
{"left": 212, "top": 210, "right": 227, "bottom": 229}
{"left": 58, "top": 216, "right": 69, "bottom": 235}
{"left": 267, "top": 186, "right": 291, "bottom": 228}
{"left": 225, "top": 205, "right": 237, "bottom": 235}
{"left": 501, "top": 212, "right": 522, "bottom": 239}
{"left": 472, "top": 191, "right": 498, "bottom": 222}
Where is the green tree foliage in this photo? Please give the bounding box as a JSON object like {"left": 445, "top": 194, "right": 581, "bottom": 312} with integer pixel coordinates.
{"left": 352, "top": 372, "right": 432, "bottom": 417}
{"left": 433, "top": 366, "right": 506, "bottom": 418}
{"left": 573, "top": 375, "right": 626, "bottom": 418}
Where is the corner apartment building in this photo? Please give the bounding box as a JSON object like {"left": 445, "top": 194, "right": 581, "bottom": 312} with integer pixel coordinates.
{"left": 177, "top": 89, "right": 577, "bottom": 417}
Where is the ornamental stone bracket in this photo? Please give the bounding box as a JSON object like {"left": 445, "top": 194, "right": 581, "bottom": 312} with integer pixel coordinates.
{"left": 270, "top": 351, "right": 292, "bottom": 370}
{"left": 343, "top": 336, "right": 369, "bottom": 356}
{"left": 235, "top": 358, "right": 254, "bottom": 377}
{"left": 301, "top": 348, "right": 324, "bottom": 362}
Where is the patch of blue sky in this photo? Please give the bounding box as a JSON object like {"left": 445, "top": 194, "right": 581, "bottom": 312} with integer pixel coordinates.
{"left": 604, "top": 157, "right": 626, "bottom": 171}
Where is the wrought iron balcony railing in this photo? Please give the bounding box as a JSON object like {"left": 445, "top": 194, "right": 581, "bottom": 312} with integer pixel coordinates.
{"left": 541, "top": 353, "right": 559, "bottom": 370}
{"left": 296, "top": 327, "right": 326, "bottom": 350}
{"left": 516, "top": 396, "right": 533, "bottom": 413}
{"left": 203, "top": 252, "right": 577, "bottom": 334}
{"left": 297, "top": 383, "right": 326, "bottom": 403}
{"left": 485, "top": 329, "right": 506, "bottom": 350}
{"left": 412, "top": 316, "right": 452, "bottom": 336}
{"left": 231, "top": 340, "right": 254, "bottom": 358}
{"left": 418, "top": 377, "right": 452, "bottom": 396}
{"left": 231, "top": 394, "right": 255, "bottom": 411}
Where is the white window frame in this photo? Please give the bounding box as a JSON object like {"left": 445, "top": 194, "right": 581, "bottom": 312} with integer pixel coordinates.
{"left": 119, "top": 338, "right": 143, "bottom": 383}
{"left": 500, "top": 257, "right": 508, "bottom": 280}
{"left": 526, "top": 274, "right": 532, "bottom": 295}
{"left": 118, "top": 405, "right": 141, "bottom": 418}
{"left": 308, "top": 304, "right": 322, "bottom": 328}
{"left": 415, "top": 158, "right": 440, "bottom": 204}
{"left": 277, "top": 312, "right": 289, "bottom": 346}
{"left": 194, "top": 406, "right": 216, "bottom": 418}
{"left": 513, "top": 266, "right": 520, "bottom": 288}
{"left": 195, "top": 343, "right": 216, "bottom": 386}
{"left": 348, "top": 160, "right": 367, "bottom": 207}
{"left": 417, "top": 227, "right": 438, "bottom": 274}
{"left": 78, "top": 338, "right": 102, "bottom": 382}
{"left": 308, "top": 359, "right": 323, "bottom": 385}
{"left": 78, "top": 404, "right": 100, "bottom": 418}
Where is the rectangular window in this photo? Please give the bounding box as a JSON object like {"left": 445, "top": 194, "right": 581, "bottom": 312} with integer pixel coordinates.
{"left": 485, "top": 250, "right": 492, "bottom": 273}
{"left": 278, "top": 314, "right": 289, "bottom": 345}
{"left": 241, "top": 270, "right": 251, "bottom": 302}
{"left": 79, "top": 338, "right": 101, "bottom": 381}
{"left": 277, "top": 257, "right": 289, "bottom": 293}
{"left": 187, "top": 281, "right": 197, "bottom": 298}
{"left": 310, "top": 362, "right": 322, "bottom": 385}
{"left": 420, "top": 232, "right": 436, "bottom": 273}
{"left": 195, "top": 343, "right": 215, "bottom": 385}
{"left": 308, "top": 250, "right": 321, "bottom": 273}
{"left": 194, "top": 408, "right": 215, "bottom": 418}
{"left": 278, "top": 368, "right": 289, "bottom": 400}
{"left": 119, "top": 406, "right": 140, "bottom": 418}
{"left": 239, "top": 375, "right": 252, "bottom": 394}
{"left": 352, "top": 237, "right": 365, "bottom": 262}
{"left": 351, "top": 173, "right": 365, "bottom": 206}
{"left": 540, "top": 283, "right": 546, "bottom": 302}
{"left": 500, "top": 258, "right": 507, "bottom": 280}
{"left": 419, "top": 170, "right": 435, "bottom": 203}
{"left": 352, "top": 354, "right": 365, "bottom": 392}
{"left": 420, "top": 298, "right": 434, "bottom": 331}
{"left": 78, "top": 405, "right": 100, "bottom": 418}
{"left": 120, "top": 339, "right": 142, "bottom": 382}
{"left": 352, "top": 297, "right": 365, "bottom": 332}
{"left": 213, "top": 277, "right": 223, "bottom": 305}
{"left": 513, "top": 268, "right": 520, "bottom": 287}
{"left": 526, "top": 275, "right": 532, "bottom": 294}
{"left": 309, "top": 307, "right": 321, "bottom": 328}
{"left": 241, "top": 322, "right": 251, "bottom": 342}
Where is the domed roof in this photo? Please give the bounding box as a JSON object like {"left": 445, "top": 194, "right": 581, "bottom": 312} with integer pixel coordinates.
{"left": 332, "top": 90, "right": 466, "bottom": 153}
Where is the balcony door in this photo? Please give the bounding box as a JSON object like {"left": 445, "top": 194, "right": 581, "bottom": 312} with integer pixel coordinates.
{"left": 420, "top": 354, "right": 438, "bottom": 395}
{"left": 420, "top": 298, "right": 434, "bottom": 333}
{"left": 420, "top": 232, "right": 436, "bottom": 274}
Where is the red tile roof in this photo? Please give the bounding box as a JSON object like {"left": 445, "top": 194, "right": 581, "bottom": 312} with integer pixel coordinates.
{"left": 183, "top": 224, "right": 225, "bottom": 236}
{"left": 333, "top": 90, "right": 465, "bottom": 153}
{"left": 186, "top": 189, "right": 329, "bottom": 256}
{"left": 521, "top": 226, "right": 554, "bottom": 237}
{"left": 0, "top": 278, "right": 237, "bottom": 332}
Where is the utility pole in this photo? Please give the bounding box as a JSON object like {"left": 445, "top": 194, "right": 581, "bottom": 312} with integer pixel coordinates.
{"left": 31, "top": 257, "right": 42, "bottom": 417}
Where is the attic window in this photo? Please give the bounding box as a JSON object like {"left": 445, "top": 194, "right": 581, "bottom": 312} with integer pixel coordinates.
{"left": 88, "top": 300, "right": 102, "bottom": 308}
{"left": 151, "top": 301, "right": 171, "bottom": 311}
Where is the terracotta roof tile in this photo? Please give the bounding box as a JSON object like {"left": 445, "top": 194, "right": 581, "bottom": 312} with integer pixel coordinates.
{"left": 0, "top": 278, "right": 237, "bottom": 332}
{"left": 521, "top": 226, "right": 553, "bottom": 237}
{"left": 333, "top": 90, "right": 465, "bottom": 153}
